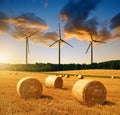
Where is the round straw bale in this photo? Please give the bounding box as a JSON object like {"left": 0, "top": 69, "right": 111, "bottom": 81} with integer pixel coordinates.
{"left": 72, "top": 79, "right": 107, "bottom": 107}
{"left": 64, "top": 75, "right": 69, "bottom": 78}
{"left": 74, "top": 75, "right": 77, "bottom": 77}
{"left": 111, "top": 76, "right": 115, "bottom": 79}
{"left": 17, "top": 77, "right": 43, "bottom": 99}
{"left": 77, "top": 75, "right": 84, "bottom": 79}
{"left": 62, "top": 74, "right": 65, "bottom": 77}
{"left": 58, "top": 74, "right": 63, "bottom": 77}
{"left": 45, "top": 75, "right": 63, "bottom": 88}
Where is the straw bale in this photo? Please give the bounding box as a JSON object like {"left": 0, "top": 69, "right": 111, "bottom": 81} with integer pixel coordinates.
{"left": 77, "top": 75, "right": 84, "bottom": 79}
{"left": 64, "top": 75, "right": 69, "bottom": 78}
{"left": 45, "top": 75, "right": 63, "bottom": 88}
{"left": 111, "top": 76, "right": 115, "bottom": 79}
{"left": 17, "top": 77, "right": 43, "bottom": 99}
{"left": 58, "top": 75, "right": 63, "bottom": 77}
{"left": 72, "top": 79, "right": 107, "bottom": 107}
{"left": 74, "top": 75, "right": 77, "bottom": 77}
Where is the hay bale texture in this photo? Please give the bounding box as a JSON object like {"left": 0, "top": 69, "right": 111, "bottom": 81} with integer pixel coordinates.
{"left": 17, "top": 77, "right": 43, "bottom": 99}
{"left": 72, "top": 79, "right": 107, "bottom": 107}
{"left": 45, "top": 75, "right": 63, "bottom": 88}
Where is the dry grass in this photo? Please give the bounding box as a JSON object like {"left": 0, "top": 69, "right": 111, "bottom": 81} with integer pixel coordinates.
{"left": 0, "top": 70, "right": 120, "bottom": 115}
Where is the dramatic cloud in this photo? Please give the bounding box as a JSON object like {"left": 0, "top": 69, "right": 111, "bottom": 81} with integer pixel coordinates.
{"left": 60, "top": 0, "right": 101, "bottom": 22}
{"left": 0, "top": 11, "right": 59, "bottom": 46}
{"left": 110, "top": 13, "right": 120, "bottom": 29}
{"left": 41, "top": 32, "right": 58, "bottom": 41}
{"left": 8, "top": 12, "right": 47, "bottom": 38}
{"left": 0, "top": 12, "right": 9, "bottom": 34}
{"left": 8, "top": 12, "right": 48, "bottom": 31}
{"left": 60, "top": 0, "right": 115, "bottom": 42}
{"left": 60, "top": 0, "right": 101, "bottom": 40}
{"left": 110, "top": 13, "right": 120, "bottom": 39}
{"left": 6, "top": 12, "right": 59, "bottom": 45}
{"left": 97, "top": 24, "right": 112, "bottom": 41}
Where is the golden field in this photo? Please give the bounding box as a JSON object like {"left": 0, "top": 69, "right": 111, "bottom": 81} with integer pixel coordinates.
{"left": 0, "top": 70, "right": 120, "bottom": 115}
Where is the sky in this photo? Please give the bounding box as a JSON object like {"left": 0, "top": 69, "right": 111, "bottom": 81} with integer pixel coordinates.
{"left": 0, "top": 0, "right": 120, "bottom": 64}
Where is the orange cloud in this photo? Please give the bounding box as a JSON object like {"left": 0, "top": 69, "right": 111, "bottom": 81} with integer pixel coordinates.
{"left": 112, "top": 27, "right": 120, "bottom": 39}
{"left": 7, "top": 13, "right": 50, "bottom": 42}
{"left": 8, "top": 17, "right": 48, "bottom": 31}
{"left": 0, "top": 12, "right": 9, "bottom": 34}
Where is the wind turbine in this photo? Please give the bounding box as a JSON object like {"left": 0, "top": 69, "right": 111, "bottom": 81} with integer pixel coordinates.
{"left": 85, "top": 31, "right": 106, "bottom": 64}
{"left": 49, "top": 22, "right": 73, "bottom": 65}
{"left": 15, "top": 27, "right": 40, "bottom": 64}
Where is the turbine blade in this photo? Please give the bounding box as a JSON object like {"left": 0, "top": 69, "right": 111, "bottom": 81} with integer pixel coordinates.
{"left": 58, "top": 22, "right": 62, "bottom": 39}
{"left": 60, "top": 39, "right": 73, "bottom": 47}
{"left": 15, "top": 26, "right": 40, "bottom": 39}
{"left": 49, "top": 40, "right": 58, "bottom": 47}
{"left": 26, "top": 30, "right": 40, "bottom": 39}
{"left": 93, "top": 40, "right": 106, "bottom": 43}
{"left": 86, "top": 42, "right": 92, "bottom": 54}
{"left": 88, "top": 31, "right": 94, "bottom": 41}
{"left": 15, "top": 26, "right": 27, "bottom": 37}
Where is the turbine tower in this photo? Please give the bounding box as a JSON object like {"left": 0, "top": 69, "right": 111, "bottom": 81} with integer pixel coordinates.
{"left": 15, "top": 27, "right": 39, "bottom": 64}
{"left": 49, "top": 22, "right": 73, "bottom": 65}
{"left": 86, "top": 31, "right": 106, "bottom": 64}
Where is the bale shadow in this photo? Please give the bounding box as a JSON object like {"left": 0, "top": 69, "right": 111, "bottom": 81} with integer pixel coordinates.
{"left": 61, "top": 87, "right": 68, "bottom": 90}
{"left": 52, "top": 87, "right": 68, "bottom": 90}
{"left": 102, "top": 100, "right": 116, "bottom": 106}
{"left": 74, "top": 100, "right": 116, "bottom": 107}
{"left": 40, "top": 95, "right": 53, "bottom": 99}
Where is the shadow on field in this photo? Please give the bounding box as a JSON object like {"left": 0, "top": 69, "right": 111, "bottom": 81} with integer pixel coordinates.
{"left": 40, "top": 95, "right": 53, "bottom": 99}
{"left": 103, "top": 100, "right": 116, "bottom": 106}
{"left": 61, "top": 87, "right": 68, "bottom": 90}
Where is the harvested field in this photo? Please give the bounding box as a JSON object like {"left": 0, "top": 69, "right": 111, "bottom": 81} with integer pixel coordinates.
{"left": 0, "top": 70, "right": 120, "bottom": 115}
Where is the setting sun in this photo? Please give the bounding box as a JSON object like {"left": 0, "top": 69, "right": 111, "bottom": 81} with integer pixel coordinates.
{"left": 0, "top": 53, "right": 20, "bottom": 64}
{"left": 0, "top": 55, "right": 9, "bottom": 63}
{"left": 0, "top": 50, "right": 11, "bottom": 63}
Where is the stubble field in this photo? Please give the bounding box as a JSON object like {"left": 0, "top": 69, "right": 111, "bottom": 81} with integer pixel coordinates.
{"left": 0, "top": 69, "right": 120, "bottom": 115}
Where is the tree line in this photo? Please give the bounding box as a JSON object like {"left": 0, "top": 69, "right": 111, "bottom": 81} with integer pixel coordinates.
{"left": 0, "top": 60, "right": 120, "bottom": 72}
